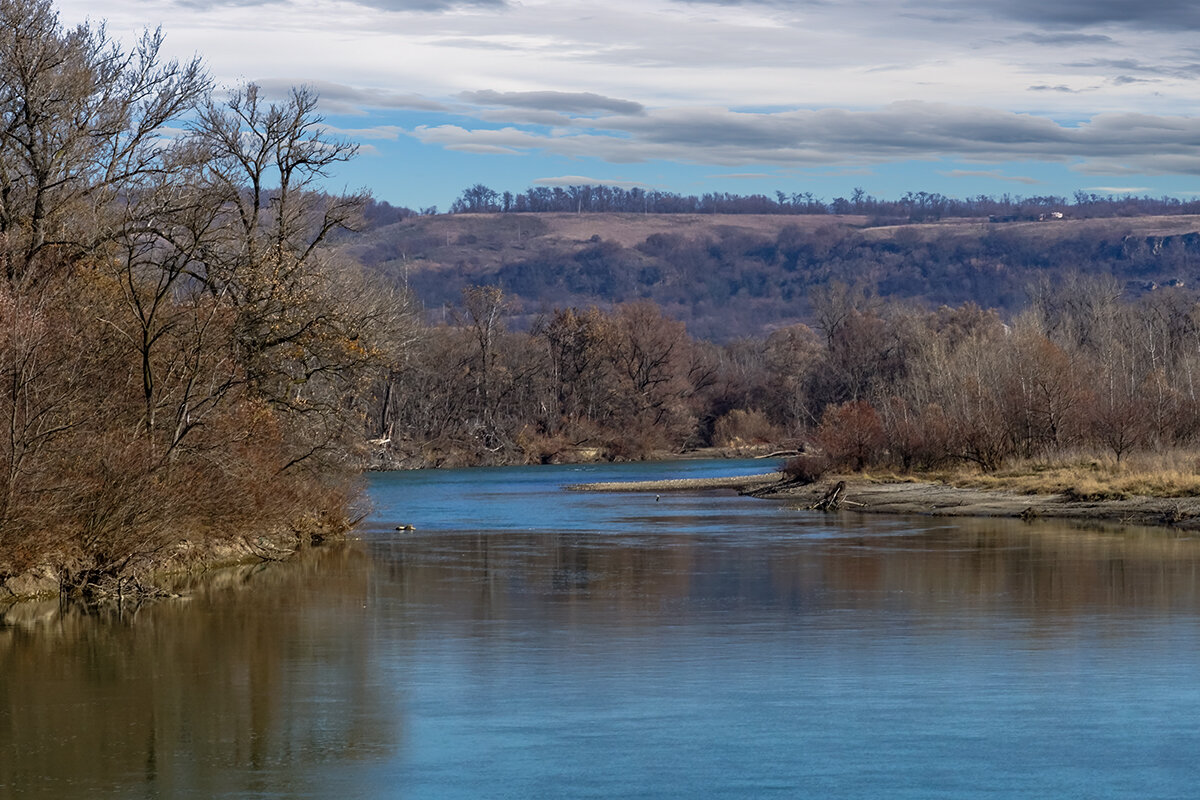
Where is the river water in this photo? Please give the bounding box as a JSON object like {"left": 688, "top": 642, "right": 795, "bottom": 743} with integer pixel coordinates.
{"left": 3, "top": 459, "right": 1200, "bottom": 798}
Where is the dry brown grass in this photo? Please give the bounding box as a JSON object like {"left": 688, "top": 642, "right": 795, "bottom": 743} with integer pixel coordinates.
{"left": 858, "top": 214, "right": 1200, "bottom": 244}
{"left": 425, "top": 212, "right": 868, "bottom": 248}
{"left": 861, "top": 449, "right": 1200, "bottom": 500}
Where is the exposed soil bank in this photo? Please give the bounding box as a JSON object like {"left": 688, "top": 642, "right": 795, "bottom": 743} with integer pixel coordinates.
{"left": 572, "top": 473, "right": 1200, "bottom": 531}
{"left": 0, "top": 524, "right": 347, "bottom": 605}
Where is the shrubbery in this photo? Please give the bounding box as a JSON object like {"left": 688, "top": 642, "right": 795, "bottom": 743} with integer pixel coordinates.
{"left": 0, "top": 0, "right": 409, "bottom": 596}
{"left": 782, "top": 454, "right": 831, "bottom": 484}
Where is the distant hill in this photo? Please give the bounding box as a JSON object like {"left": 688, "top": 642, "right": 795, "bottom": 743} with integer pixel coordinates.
{"left": 340, "top": 212, "right": 1200, "bottom": 340}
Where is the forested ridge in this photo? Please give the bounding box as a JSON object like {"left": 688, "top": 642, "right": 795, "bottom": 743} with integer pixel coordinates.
{"left": 348, "top": 203, "right": 1200, "bottom": 340}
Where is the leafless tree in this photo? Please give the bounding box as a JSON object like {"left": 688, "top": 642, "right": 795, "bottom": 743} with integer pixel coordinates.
{"left": 0, "top": 0, "right": 207, "bottom": 287}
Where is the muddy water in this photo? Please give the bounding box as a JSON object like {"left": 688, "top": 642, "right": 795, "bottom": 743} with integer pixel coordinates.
{"left": 3, "top": 460, "right": 1200, "bottom": 798}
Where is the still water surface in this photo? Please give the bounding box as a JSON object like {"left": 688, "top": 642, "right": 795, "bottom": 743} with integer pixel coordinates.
{"left": 3, "top": 459, "right": 1200, "bottom": 798}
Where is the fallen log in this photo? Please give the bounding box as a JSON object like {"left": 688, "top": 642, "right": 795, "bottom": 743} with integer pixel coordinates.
{"left": 810, "top": 480, "right": 847, "bottom": 512}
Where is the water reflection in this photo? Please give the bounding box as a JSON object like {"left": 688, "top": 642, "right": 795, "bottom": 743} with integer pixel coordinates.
{"left": 356, "top": 504, "right": 1200, "bottom": 799}
{"left": 0, "top": 546, "right": 397, "bottom": 800}
{"left": 364, "top": 511, "right": 1200, "bottom": 627}
{"left": 3, "top": 460, "right": 1200, "bottom": 799}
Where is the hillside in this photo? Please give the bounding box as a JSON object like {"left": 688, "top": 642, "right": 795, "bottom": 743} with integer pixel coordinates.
{"left": 343, "top": 212, "right": 1200, "bottom": 339}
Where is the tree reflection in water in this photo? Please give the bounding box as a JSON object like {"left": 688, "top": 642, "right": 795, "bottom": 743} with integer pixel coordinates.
{"left": 5, "top": 479, "right": 1200, "bottom": 799}
{"left": 0, "top": 545, "right": 397, "bottom": 799}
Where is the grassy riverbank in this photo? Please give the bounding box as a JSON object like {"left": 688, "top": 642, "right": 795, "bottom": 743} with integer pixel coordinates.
{"left": 900, "top": 451, "right": 1200, "bottom": 501}
{"left": 572, "top": 451, "right": 1200, "bottom": 531}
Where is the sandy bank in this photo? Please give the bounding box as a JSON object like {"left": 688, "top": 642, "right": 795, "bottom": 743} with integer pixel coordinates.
{"left": 571, "top": 473, "right": 1200, "bottom": 530}
{"left": 567, "top": 472, "right": 784, "bottom": 492}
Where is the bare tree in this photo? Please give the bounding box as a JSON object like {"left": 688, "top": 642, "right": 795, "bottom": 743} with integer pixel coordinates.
{"left": 0, "top": 0, "right": 208, "bottom": 286}
{"left": 187, "top": 84, "right": 386, "bottom": 470}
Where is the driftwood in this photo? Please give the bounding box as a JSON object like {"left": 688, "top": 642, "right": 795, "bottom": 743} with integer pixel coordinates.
{"left": 810, "top": 480, "right": 847, "bottom": 512}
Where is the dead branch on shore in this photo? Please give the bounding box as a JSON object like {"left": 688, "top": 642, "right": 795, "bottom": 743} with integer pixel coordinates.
{"left": 810, "top": 480, "right": 847, "bottom": 511}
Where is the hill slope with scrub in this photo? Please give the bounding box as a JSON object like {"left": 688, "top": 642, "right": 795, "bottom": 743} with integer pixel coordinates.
{"left": 346, "top": 210, "right": 1200, "bottom": 339}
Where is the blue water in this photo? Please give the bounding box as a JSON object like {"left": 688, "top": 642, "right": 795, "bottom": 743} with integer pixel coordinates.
{"left": 364, "top": 458, "right": 781, "bottom": 534}
{"left": 4, "top": 459, "right": 1200, "bottom": 799}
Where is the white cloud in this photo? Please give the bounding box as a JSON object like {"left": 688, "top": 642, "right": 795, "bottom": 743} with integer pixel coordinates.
{"left": 1084, "top": 186, "right": 1153, "bottom": 193}
{"left": 460, "top": 89, "right": 644, "bottom": 115}
{"left": 942, "top": 169, "right": 1041, "bottom": 184}
{"left": 251, "top": 79, "right": 448, "bottom": 115}
{"left": 532, "top": 175, "right": 649, "bottom": 188}
{"left": 323, "top": 124, "right": 406, "bottom": 139}
{"left": 54, "top": 0, "right": 1200, "bottom": 198}
{"left": 409, "top": 105, "right": 1200, "bottom": 176}
{"left": 59, "top": 0, "right": 1200, "bottom": 117}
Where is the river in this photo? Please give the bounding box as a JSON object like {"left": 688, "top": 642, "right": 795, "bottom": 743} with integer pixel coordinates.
{"left": 3, "top": 459, "right": 1200, "bottom": 798}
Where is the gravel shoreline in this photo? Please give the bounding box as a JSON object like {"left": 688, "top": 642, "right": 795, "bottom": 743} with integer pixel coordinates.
{"left": 570, "top": 472, "right": 1200, "bottom": 530}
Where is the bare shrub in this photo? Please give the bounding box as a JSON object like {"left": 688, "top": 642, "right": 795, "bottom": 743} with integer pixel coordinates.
{"left": 712, "top": 409, "right": 779, "bottom": 448}
{"left": 815, "top": 400, "right": 886, "bottom": 471}
{"left": 782, "top": 453, "right": 830, "bottom": 484}
{"left": 879, "top": 397, "right": 953, "bottom": 470}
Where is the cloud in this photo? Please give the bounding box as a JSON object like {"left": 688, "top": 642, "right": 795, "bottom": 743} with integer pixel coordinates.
{"left": 1062, "top": 57, "right": 1200, "bottom": 82}
{"left": 1085, "top": 186, "right": 1153, "bottom": 193}
{"left": 175, "top": 0, "right": 503, "bottom": 9}
{"left": 477, "top": 109, "right": 575, "bottom": 127}
{"left": 251, "top": 79, "right": 448, "bottom": 115}
{"left": 1011, "top": 32, "right": 1116, "bottom": 45}
{"left": 250, "top": 77, "right": 451, "bottom": 115}
{"left": 532, "top": 175, "right": 650, "bottom": 188}
{"left": 173, "top": 0, "right": 278, "bottom": 7}
{"left": 926, "top": 0, "right": 1200, "bottom": 31}
{"left": 813, "top": 167, "right": 876, "bottom": 177}
{"left": 427, "top": 37, "right": 526, "bottom": 51}
{"left": 676, "top": 0, "right": 1200, "bottom": 31}
{"left": 350, "top": 0, "right": 504, "bottom": 9}
{"left": 942, "top": 169, "right": 1041, "bottom": 185}
{"left": 1029, "top": 85, "right": 1081, "bottom": 93}
{"left": 1066, "top": 58, "right": 1165, "bottom": 74}
{"left": 410, "top": 103, "right": 1200, "bottom": 177}
{"left": 323, "top": 124, "right": 405, "bottom": 140}
{"left": 459, "top": 90, "right": 645, "bottom": 116}
{"left": 445, "top": 143, "right": 525, "bottom": 155}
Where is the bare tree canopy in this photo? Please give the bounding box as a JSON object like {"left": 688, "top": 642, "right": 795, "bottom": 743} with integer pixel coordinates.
{"left": 0, "top": 1, "right": 417, "bottom": 598}
{"left": 0, "top": 0, "right": 208, "bottom": 286}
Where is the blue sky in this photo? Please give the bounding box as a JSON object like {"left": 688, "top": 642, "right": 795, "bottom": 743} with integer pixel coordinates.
{"left": 62, "top": 0, "right": 1200, "bottom": 210}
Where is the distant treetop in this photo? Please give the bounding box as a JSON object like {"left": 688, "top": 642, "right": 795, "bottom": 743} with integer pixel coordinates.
{"left": 443, "top": 183, "right": 1200, "bottom": 223}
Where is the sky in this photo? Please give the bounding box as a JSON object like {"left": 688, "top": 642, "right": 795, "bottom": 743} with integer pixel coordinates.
{"left": 58, "top": 0, "right": 1200, "bottom": 210}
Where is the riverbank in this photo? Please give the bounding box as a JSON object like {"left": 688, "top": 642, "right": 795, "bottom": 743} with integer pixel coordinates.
{"left": 571, "top": 472, "right": 1200, "bottom": 530}
{"left": 569, "top": 471, "right": 785, "bottom": 493}
{"left": 370, "top": 443, "right": 788, "bottom": 470}
{"left": 0, "top": 518, "right": 349, "bottom": 604}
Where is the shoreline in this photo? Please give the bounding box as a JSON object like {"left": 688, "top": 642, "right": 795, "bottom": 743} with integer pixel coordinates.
{"left": 570, "top": 472, "right": 1200, "bottom": 531}
{"left": 0, "top": 524, "right": 347, "bottom": 606}
{"left": 567, "top": 472, "right": 785, "bottom": 493}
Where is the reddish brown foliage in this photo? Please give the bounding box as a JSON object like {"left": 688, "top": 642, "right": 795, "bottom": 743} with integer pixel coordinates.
{"left": 815, "top": 401, "right": 886, "bottom": 471}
